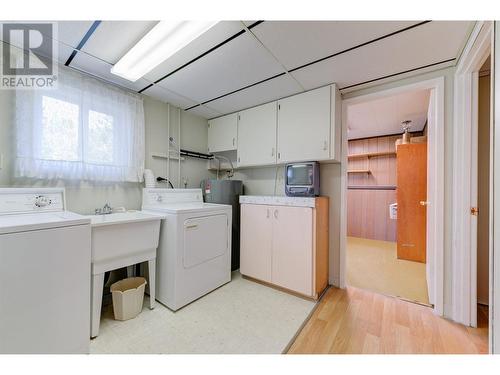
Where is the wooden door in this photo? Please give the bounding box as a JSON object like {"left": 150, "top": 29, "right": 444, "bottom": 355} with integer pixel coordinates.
{"left": 396, "top": 143, "right": 427, "bottom": 263}
{"left": 271, "top": 205, "right": 313, "bottom": 296}
{"left": 277, "top": 86, "right": 331, "bottom": 163}
{"left": 240, "top": 204, "right": 273, "bottom": 282}
{"left": 237, "top": 102, "right": 277, "bottom": 167}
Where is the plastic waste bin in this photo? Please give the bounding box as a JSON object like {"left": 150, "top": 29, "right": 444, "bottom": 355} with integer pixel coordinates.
{"left": 110, "top": 277, "right": 147, "bottom": 321}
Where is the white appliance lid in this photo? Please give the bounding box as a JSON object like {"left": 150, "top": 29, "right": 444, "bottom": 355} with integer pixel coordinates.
{"left": 0, "top": 211, "right": 90, "bottom": 235}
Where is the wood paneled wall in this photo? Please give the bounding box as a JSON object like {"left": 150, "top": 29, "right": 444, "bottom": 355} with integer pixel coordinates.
{"left": 347, "top": 135, "right": 400, "bottom": 242}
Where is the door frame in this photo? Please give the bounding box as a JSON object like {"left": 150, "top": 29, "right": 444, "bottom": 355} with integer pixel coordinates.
{"left": 452, "top": 21, "right": 492, "bottom": 329}
{"left": 340, "top": 77, "right": 445, "bottom": 316}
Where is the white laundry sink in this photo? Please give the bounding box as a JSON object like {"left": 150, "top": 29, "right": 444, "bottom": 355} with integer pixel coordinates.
{"left": 88, "top": 211, "right": 162, "bottom": 272}
{"left": 87, "top": 210, "right": 163, "bottom": 338}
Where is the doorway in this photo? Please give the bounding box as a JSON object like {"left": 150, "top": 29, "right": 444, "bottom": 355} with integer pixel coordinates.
{"left": 475, "top": 55, "right": 491, "bottom": 335}
{"left": 340, "top": 77, "right": 445, "bottom": 316}
{"left": 345, "top": 88, "right": 432, "bottom": 305}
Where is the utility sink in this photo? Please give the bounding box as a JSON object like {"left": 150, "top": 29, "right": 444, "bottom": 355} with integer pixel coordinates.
{"left": 88, "top": 211, "right": 162, "bottom": 272}
{"left": 87, "top": 211, "right": 163, "bottom": 338}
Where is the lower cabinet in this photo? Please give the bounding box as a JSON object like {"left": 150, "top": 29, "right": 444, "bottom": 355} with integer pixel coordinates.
{"left": 240, "top": 204, "right": 273, "bottom": 283}
{"left": 240, "top": 198, "right": 329, "bottom": 299}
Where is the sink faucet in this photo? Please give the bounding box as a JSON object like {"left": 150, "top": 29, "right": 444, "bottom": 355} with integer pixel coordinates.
{"left": 95, "top": 203, "right": 113, "bottom": 215}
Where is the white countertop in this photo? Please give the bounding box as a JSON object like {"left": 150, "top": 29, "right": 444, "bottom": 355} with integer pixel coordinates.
{"left": 239, "top": 195, "right": 317, "bottom": 208}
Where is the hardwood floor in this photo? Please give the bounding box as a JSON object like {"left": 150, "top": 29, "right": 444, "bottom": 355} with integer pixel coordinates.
{"left": 288, "top": 286, "right": 489, "bottom": 354}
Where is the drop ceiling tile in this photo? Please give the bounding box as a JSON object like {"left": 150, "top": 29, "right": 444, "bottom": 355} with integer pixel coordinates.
{"left": 55, "top": 21, "right": 94, "bottom": 47}
{"left": 81, "top": 21, "right": 158, "bottom": 65}
{"left": 207, "top": 74, "right": 303, "bottom": 115}
{"left": 69, "top": 51, "right": 150, "bottom": 91}
{"left": 186, "top": 105, "right": 222, "bottom": 119}
{"left": 141, "top": 84, "right": 198, "bottom": 109}
{"left": 55, "top": 42, "right": 76, "bottom": 64}
{"left": 252, "top": 21, "right": 422, "bottom": 70}
{"left": 1, "top": 33, "right": 74, "bottom": 65}
{"left": 157, "top": 32, "right": 285, "bottom": 103}
{"left": 144, "top": 21, "right": 245, "bottom": 82}
{"left": 291, "top": 21, "right": 473, "bottom": 91}
{"left": 243, "top": 20, "right": 258, "bottom": 27}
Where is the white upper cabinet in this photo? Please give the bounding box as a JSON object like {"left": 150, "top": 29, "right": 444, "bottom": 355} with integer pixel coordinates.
{"left": 277, "top": 85, "right": 332, "bottom": 163}
{"left": 207, "top": 113, "right": 238, "bottom": 153}
{"left": 237, "top": 102, "right": 277, "bottom": 167}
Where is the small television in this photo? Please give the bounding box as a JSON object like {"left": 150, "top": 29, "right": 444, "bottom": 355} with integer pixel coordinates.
{"left": 285, "top": 162, "right": 320, "bottom": 197}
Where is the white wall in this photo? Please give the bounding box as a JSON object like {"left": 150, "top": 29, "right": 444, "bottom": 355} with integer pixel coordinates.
{"left": 342, "top": 66, "right": 455, "bottom": 317}
{"left": 0, "top": 88, "right": 212, "bottom": 214}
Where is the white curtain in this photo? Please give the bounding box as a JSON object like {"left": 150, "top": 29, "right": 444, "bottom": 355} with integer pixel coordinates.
{"left": 15, "top": 67, "right": 145, "bottom": 183}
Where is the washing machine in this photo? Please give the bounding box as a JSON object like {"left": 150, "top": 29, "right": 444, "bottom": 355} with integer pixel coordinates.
{"left": 0, "top": 188, "right": 91, "bottom": 354}
{"left": 142, "top": 188, "right": 232, "bottom": 311}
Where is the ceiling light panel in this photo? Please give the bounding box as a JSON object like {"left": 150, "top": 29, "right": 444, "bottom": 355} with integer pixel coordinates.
{"left": 81, "top": 21, "right": 158, "bottom": 65}
{"left": 71, "top": 51, "right": 152, "bottom": 91}
{"left": 111, "top": 20, "right": 219, "bottom": 82}
{"left": 145, "top": 21, "right": 244, "bottom": 83}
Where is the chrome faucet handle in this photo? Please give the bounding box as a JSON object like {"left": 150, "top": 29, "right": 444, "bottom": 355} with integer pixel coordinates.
{"left": 94, "top": 208, "right": 102, "bottom": 215}
{"left": 102, "top": 203, "right": 112, "bottom": 214}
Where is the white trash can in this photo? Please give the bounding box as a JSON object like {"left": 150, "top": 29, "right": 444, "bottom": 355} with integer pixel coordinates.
{"left": 110, "top": 277, "right": 147, "bottom": 321}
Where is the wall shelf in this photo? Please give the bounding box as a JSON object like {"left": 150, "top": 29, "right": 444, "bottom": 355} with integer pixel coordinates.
{"left": 347, "top": 169, "right": 371, "bottom": 174}
{"left": 347, "top": 151, "right": 396, "bottom": 160}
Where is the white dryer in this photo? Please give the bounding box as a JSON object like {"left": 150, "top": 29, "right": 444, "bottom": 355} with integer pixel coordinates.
{"left": 142, "top": 188, "right": 232, "bottom": 311}
{"left": 0, "top": 188, "right": 91, "bottom": 354}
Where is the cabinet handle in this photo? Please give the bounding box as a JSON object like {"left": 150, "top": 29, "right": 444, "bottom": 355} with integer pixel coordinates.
{"left": 232, "top": 138, "right": 235, "bottom": 146}
{"left": 267, "top": 208, "right": 270, "bottom": 218}
{"left": 323, "top": 140, "right": 328, "bottom": 151}
{"left": 278, "top": 152, "right": 281, "bottom": 160}
{"left": 271, "top": 147, "right": 275, "bottom": 157}
{"left": 185, "top": 224, "right": 198, "bottom": 229}
{"left": 274, "top": 209, "right": 278, "bottom": 219}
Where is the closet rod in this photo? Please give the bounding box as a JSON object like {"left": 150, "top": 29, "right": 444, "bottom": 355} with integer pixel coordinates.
{"left": 348, "top": 185, "right": 396, "bottom": 190}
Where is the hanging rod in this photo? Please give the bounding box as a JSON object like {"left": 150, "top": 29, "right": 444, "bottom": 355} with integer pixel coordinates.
{"left": 348, "top": 185, "right": 397, "bottom": 190}
{"left": 180, "top": 149, "right": 214, "bottom": 160}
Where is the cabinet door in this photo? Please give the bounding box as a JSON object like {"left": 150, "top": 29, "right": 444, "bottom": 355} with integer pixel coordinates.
{"left": 240, "top": 204, "right": 273, "bottom": 282}
{"left": 208, "top": 113, "right": 238, "bottom": 153}
{"left": 237, "top": 102, "right": 277, "bottom": 167}
{"left": 277, "top": 86, "right": 331, "bottom": 163}
{"left": 271, "top": 206, "right": 313, "bottom": 296}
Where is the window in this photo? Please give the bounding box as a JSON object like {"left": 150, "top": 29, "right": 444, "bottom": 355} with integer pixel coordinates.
{"left": 41, "top": 96, "right": 80, "bottom": 162}
{"left": 15, "top": 68, "right": 145, "bottom": 182}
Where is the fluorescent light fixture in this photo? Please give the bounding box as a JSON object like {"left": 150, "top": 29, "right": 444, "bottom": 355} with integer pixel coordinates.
{"left": 111, "top": 20, "right": 219, "bottom": 82}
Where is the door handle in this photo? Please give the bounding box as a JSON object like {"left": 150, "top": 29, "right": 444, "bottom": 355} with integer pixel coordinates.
{"left": 274, "top": 209, "right": 278, "bottom": 219}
